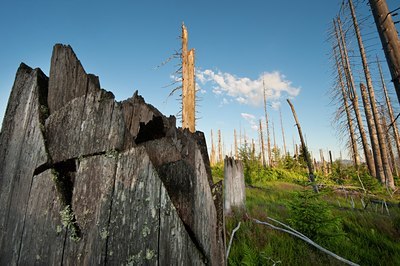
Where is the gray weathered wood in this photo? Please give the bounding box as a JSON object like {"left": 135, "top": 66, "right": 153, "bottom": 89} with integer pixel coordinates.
{"left": 45, "top": 89, "right": 126, "bottom": 164}
{"left": 18, "top": 170, "right": 65, "bottom": 265}
{"left": 48, "top": 44, "right": 100, "bottom": 114}
{"left": 0, "top": 65, "right": 50, "bottom": 265}
{"left": 0, "top": 44, "right": 224, "bottom": 265}
{"left": 224, "top": 156, "right": 246, "bottom": 214}
{"left": 62, "top": 154, "right": 117, "bottom": 265}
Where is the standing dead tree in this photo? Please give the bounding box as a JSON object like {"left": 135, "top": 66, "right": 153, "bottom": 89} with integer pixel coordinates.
{"left": 380, "top": 107, "right": 399, "bottom": 177}
{"left": 378, "top": 58, "right": 400, "bottom": 164}
{"left": 320, "top": 149, "right": 328, "bottom": 176}
{"left": 348, "top": 0, "right": 394, "bottom": 188}
{"left": 218, "top": 129, "right": 223, "bottom": 163}
{"left": 234, "top": 129, "right": 239, "bottom": 160}
{"left": 263, "top": 80, "right": 272, "bottom": 166}
{"left": 279, "top": 107, "right": 287, "bottom": 156}
{"left": 210, "top": 129, "right": 216, "bottom": 166}
{"left": 332, "top": 42, "right": 359, "bottom": 168}
{"left": 369, "top": 0, "right": 400, "bottom": 104}
{"left": 224, "top": 157, "right": 246, "bottom": 215}
{"left": 259, "top": 119, "right": 266, "bottom": 166}
{"left": 335, "top": 17, "right": 376, "bottom": 177}
{"left": 287, "top": 99, "right": 319, "bottom": 193}
{"left": 181, "top": 23, "right": 196, "bottom": 132}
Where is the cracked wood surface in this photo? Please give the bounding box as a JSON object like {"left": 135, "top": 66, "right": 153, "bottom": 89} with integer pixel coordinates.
{"left": 0, "top": 44, "right": 224, "bottom": 265}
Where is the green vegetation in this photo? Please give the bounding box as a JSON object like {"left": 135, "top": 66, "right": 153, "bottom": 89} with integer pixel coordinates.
{"left": 60, "top": 205, "right": 81, "bottom": 242}
{"left": 217, "top": 148, "right": 400, "bottom": 265}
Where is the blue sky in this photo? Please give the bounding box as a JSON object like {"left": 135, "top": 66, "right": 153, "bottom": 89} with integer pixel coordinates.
{"left": 1, "top": 0, "right": 398, "bottom": 161}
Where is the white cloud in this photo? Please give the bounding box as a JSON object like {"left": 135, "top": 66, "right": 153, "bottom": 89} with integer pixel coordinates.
{"left": 271, "top": 101, "right": 281, "bottom": 110}
{"left": 241, "top": 113, "right": 258, "bottom": 131}
{"left": 197, "top": 69, "right": 300, "bottom": 106}
{"left": 241, "top": 113, "right": 255, "bottom": 121}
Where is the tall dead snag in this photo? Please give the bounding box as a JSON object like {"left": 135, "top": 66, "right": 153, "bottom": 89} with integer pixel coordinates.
{"left": 335, "top": 18, "right": 375, "bottom": 176}
{"left": 218, "top": 129, "right": 223, "bottom": 163}
{"left": 224, "top": 156, "right": 246, "bottom": 215}
{"left": 287, "top": 99, "right": 319, "bottom": 193}
{"left": 332, "top": 44, "right": 359, "bottom": 168}
{"left": 348, "top": 0, "right": 394, "bottom": 188}
{"left": 181, "top": 23, "right": 196, "bottom": 132}
{"left": 378, "top": 58, "right": 400, "bottom": 164}
{"left": 279, "top": 107, "right": 287, "bottom": 156}
{"left": 320, "top": 149, "right": 327, "bottom": 176}
{"left": 381, "top": 107, "right": 399, "bottom": 177}
{"left": 259, "top": 119, "right": 266, "bottom": 166}
{"left": 263, "top": 80, "right": 272, "bottom": 166}
{"left": 251, "top": 139, "right": 256, "bottom": 158}
{"left": 359, "top": 82, "right": 385, "bottom": 182}
{"left": 369, "top": 0, "right": 400, "bottom": 104}
{"left": 314, "top": 158, "right": 319, "bottom": 172}
{"left": 211, "top": 129, "right": 216, "bottom": 166}
{"left": 234, "top": 129, "right": 238, "bottom": 160}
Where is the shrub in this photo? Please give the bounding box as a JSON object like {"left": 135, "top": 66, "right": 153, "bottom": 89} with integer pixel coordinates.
{"left": 286, "top": 190, "right": 344, "bottom": 245}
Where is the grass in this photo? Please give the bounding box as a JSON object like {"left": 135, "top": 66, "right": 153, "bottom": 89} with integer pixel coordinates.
{"left": 222, "top": 172, "right": 400, "bottom": 265}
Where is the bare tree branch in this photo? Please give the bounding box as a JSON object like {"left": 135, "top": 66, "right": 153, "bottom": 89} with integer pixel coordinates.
{"left": 226, "top": 221, "right": 241, "bottom": 260}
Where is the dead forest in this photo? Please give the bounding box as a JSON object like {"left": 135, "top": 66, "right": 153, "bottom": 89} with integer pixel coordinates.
{"left": 0, "top": 0, "right": 400, "bottom": 265}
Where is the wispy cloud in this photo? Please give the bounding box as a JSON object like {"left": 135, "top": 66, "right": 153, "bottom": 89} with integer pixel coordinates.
{"left": 197, "top": 69, "right": 300, "bottom": 106}
{"left": 241, "top": 113, "right": 258, "bottom": 131}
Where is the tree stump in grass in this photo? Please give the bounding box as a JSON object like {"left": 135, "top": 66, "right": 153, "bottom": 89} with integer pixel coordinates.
{"left": 224, "top": 156, "right": 246, "bottom": 215}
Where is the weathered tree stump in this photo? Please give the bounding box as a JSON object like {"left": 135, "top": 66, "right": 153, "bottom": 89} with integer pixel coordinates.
{"left": 0, "top": 44, "right": 224, "bottom": 265}
{"left": 224, "top": 156, "right": 246, "bottom": 215}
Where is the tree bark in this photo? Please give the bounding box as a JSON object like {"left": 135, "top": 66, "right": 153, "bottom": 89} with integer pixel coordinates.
{"left": 287, "top": 99, "right": 319, "bottom": 193}
{"left": 369, "top": 0, "right": 400, "bottom": 104}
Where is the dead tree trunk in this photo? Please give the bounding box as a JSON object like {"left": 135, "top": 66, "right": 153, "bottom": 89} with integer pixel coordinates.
{"left": 224, "top": 157, "right": 246, "bottom": 215}
{"left": 332, "top": 44, "right": 359, "bottom": 168}
{"left": 329, "top": 150, "right": 333, "bottom": 174}
{"left": 349, "top": 0, "right": 394, "bottom": 188}
{"left": 381, "top": 108, "right": 399, "bottom": 177}
{"left": 263, "top": 80, "right": 272, "bottom": 166}
{"left": 272, "top": 120, "right": 277, "bottom": 162}
{"left": 234, "top": 129, "right": 238, "bottom": 160}
{"left": 378, "top": 58, "right": 400, "bottom": 164}
{"left": 335, "top": 18, "right": 375, "bottom": 176}
{"left": 259, "top": 119, "right": 266, "bottom": 166}
{"left": 218, "top": 129, "right": 222, "bottom": 163}
{"left": 320, "top": 149, "right": 327, "bottom": 176}
{"left": 287, "top": 99, "right": 318, "bottom": 193}
{"left": 279, "top": 107, "right": 287, "bottom": 156}
{"left": 359, "top": 82, "right": 386, "bottom": 182}
{"left": 251, "top": 139, "right": 256, "bottom": 158}
{"left": 369, "top": 0, "right": 400, "bottom": 104}
{"left": 181, "top": 24, "right": 195, "bottom": 132}
{"left": 211, "top": 129, "right": 216, "bottom": 166}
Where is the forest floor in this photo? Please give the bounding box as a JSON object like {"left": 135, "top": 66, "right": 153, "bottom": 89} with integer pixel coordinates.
{"left": 217, "top": 174, "right": 400, "bottom": 265}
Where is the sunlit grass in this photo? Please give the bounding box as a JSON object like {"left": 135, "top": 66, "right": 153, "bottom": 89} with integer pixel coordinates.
{"left": 225, "top": 181, "right": 400, "bottom": 265}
